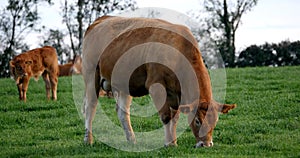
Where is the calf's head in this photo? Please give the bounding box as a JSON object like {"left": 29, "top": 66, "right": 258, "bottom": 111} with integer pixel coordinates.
{"left": 179, "top": 100, "right": 236, "bottom": 147}
{"left": 10, "top": 57, "right": 33, "bottom": 78}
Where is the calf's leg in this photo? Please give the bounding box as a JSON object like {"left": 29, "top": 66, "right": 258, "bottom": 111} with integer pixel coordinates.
{"left": 49, "top": 71, "right": 58, "bottom": 100}
{"left": 17, "top": 83, "right": 23, "bottom": 100}
{"left": 115, "top": 91, "right": 136, "bottom": 144}
{"left": 21, "top": 77, "right": 30, "bottom": 102}
{"left": 42, "top": 72, "right": 51, "bottom": 100}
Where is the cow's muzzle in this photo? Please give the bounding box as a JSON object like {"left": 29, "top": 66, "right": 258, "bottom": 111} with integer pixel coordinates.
{"left": 194, "top": 141, "right": 213, "bottom": 148}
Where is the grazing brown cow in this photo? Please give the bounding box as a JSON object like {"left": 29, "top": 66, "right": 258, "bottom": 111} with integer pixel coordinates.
{"left": 58, "top": 55, "right": 82, "bottom": 76}
{"left": 10, "top": 46, "right": 59, "bottom": 102}
{"left": 82, "top": 16, "right": 236, "bottom": 147}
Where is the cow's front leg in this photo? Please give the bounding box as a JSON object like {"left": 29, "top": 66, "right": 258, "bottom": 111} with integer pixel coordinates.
{"left": 159, "top": 106, "right": 179, "bottom": 147}
{"left": 169, "top": 108, "right": 180, "bottom": 146}
{"left": 150, "top": 85, "right": 179, "bottom": 147}
{"left": 115, "top": 91, "right": 136, "bottom": 144}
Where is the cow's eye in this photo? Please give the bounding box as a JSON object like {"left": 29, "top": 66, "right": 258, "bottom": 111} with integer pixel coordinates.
{"left": 195, "top": 118, "right": 201, "bottom": 127}
{"left": 16, "top": 66, "right": 22, "bottom": 70}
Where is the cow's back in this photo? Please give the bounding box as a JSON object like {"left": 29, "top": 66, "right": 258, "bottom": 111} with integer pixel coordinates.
{"left": 83, "top": 16, "right": 199, "bottom": 72}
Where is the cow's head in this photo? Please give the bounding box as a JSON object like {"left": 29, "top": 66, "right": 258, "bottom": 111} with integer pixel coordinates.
{"left": 9, "top": 57, "right": 33, "bottom": 79}
{"left": 179, "top": 100, "right": 236, "bottom": 147}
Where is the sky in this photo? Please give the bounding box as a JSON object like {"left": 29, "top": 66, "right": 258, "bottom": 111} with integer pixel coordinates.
{"left": 1, "top": 0, "right": 299, "bottom": 51}
{"left": 137, "top": 0, "right": 300, "bottom": 51}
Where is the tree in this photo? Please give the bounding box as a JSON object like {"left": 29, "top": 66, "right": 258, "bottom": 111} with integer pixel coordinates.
{"left": 0, "top": 0, "right": 53, "bottom": 78}
{"left": 192, "top": 0, "right": 258, "bottom": 67}
{"left": 289, "top": 41, "right": 300, "bottom": 65}
{"left": 237, "top": 43, "right": 276, "bottom": 67}
{"left": 236, "top": 40, "right": 300, "bottom": 67}
{"left": 62, "top": 0, "right": 137, "bottom": 59}
{"left": 273, "top": 40, "right": 300, "bottom": 66}
{"left": 40, "top": 29, "right": 69, "bottom": 64}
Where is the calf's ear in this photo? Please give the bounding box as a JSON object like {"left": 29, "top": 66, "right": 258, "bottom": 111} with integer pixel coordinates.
{"left": 219, "top": 104, "right": 236, "bottom": 114}
{"left": 25, "top": 60, "right": 33, "bottom": 65}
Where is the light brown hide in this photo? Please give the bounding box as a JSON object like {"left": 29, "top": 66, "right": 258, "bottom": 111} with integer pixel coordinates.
{"left": 82, "top": 16, "right": 236, "bottom": 147}
{"left": 10, "top": 46, "right": 59, "bottom": 102}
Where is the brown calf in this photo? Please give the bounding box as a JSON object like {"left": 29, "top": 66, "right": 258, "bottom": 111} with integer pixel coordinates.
{"left": 59, "top": 55, "right": 82, "bottom": 76}
{"left": 10, "top": 46, "right": 59, "bottom": 102}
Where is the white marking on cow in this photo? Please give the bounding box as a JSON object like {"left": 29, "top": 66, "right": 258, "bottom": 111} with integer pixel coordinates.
{"left": 195, "top": 140, "right": 213, "bottom": 148}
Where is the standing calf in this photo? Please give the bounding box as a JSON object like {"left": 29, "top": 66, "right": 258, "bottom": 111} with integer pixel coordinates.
{"left": 10, "top": 46, "right": 59, "bottom": 102}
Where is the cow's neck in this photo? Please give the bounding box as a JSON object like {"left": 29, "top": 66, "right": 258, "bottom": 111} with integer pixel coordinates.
{"left": 195, "top": 58, "right": 212, "bottom": 103}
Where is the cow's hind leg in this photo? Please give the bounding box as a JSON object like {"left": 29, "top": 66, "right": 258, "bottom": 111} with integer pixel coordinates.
{"left": 84, "top": 87, "right": 98, "bottom": 144}
{"left": 115, "top": 91, "right": 136, "bottom": 144}
{"left": 83, "top": 71, "right": 99, "bottom": 145}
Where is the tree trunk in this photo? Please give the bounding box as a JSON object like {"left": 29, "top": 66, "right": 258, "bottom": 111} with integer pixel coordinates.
{"left": 222, "top": 0, "right": 236, "bottom": 67}
{"left": 77, "top": 0, "right": 84, "bottom": 55}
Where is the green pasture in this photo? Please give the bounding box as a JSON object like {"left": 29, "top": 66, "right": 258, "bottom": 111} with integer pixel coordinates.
{"left": 0, "top": 66, "right": 299, "bottom": 157}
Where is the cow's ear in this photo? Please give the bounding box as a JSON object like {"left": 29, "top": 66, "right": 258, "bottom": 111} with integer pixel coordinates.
{"left": 25, "top": 61, "right": 32, "bottom": 65}
{"left": 179, "top": 100, "right": 199, "bottom": 114}
{"left": 10, "top": 61, "right": 15, "bottom": 67}
{"left": 219, "top": 103, "right": 236, "bottom": 114}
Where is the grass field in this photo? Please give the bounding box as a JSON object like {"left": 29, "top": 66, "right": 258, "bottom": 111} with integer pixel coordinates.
{"left": 0, "top": 66, "right": 299, "bottom": 157}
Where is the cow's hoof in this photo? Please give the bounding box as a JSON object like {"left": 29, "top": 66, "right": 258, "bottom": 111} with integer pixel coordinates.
{"left": 164, "top": 142, "right": 178, "bottom": 147}
{"left": 84, "top": 129, "right": 93, "bottom": 145}
{"left": 128, "top": 140, "right": 137, "bottom": 145}
{"left": 127, "top": 136, "right": 137, "bottom": 145}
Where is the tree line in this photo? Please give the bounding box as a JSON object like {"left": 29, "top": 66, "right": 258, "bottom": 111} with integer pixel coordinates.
{"left": 0, "top": 0, "right": 137, "bottom": 78}
{"left": 237, "top": 40, "right": 300, "bottom": 67}
{"left": 0, "top": 0, "right": 298, "bottom": 78}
